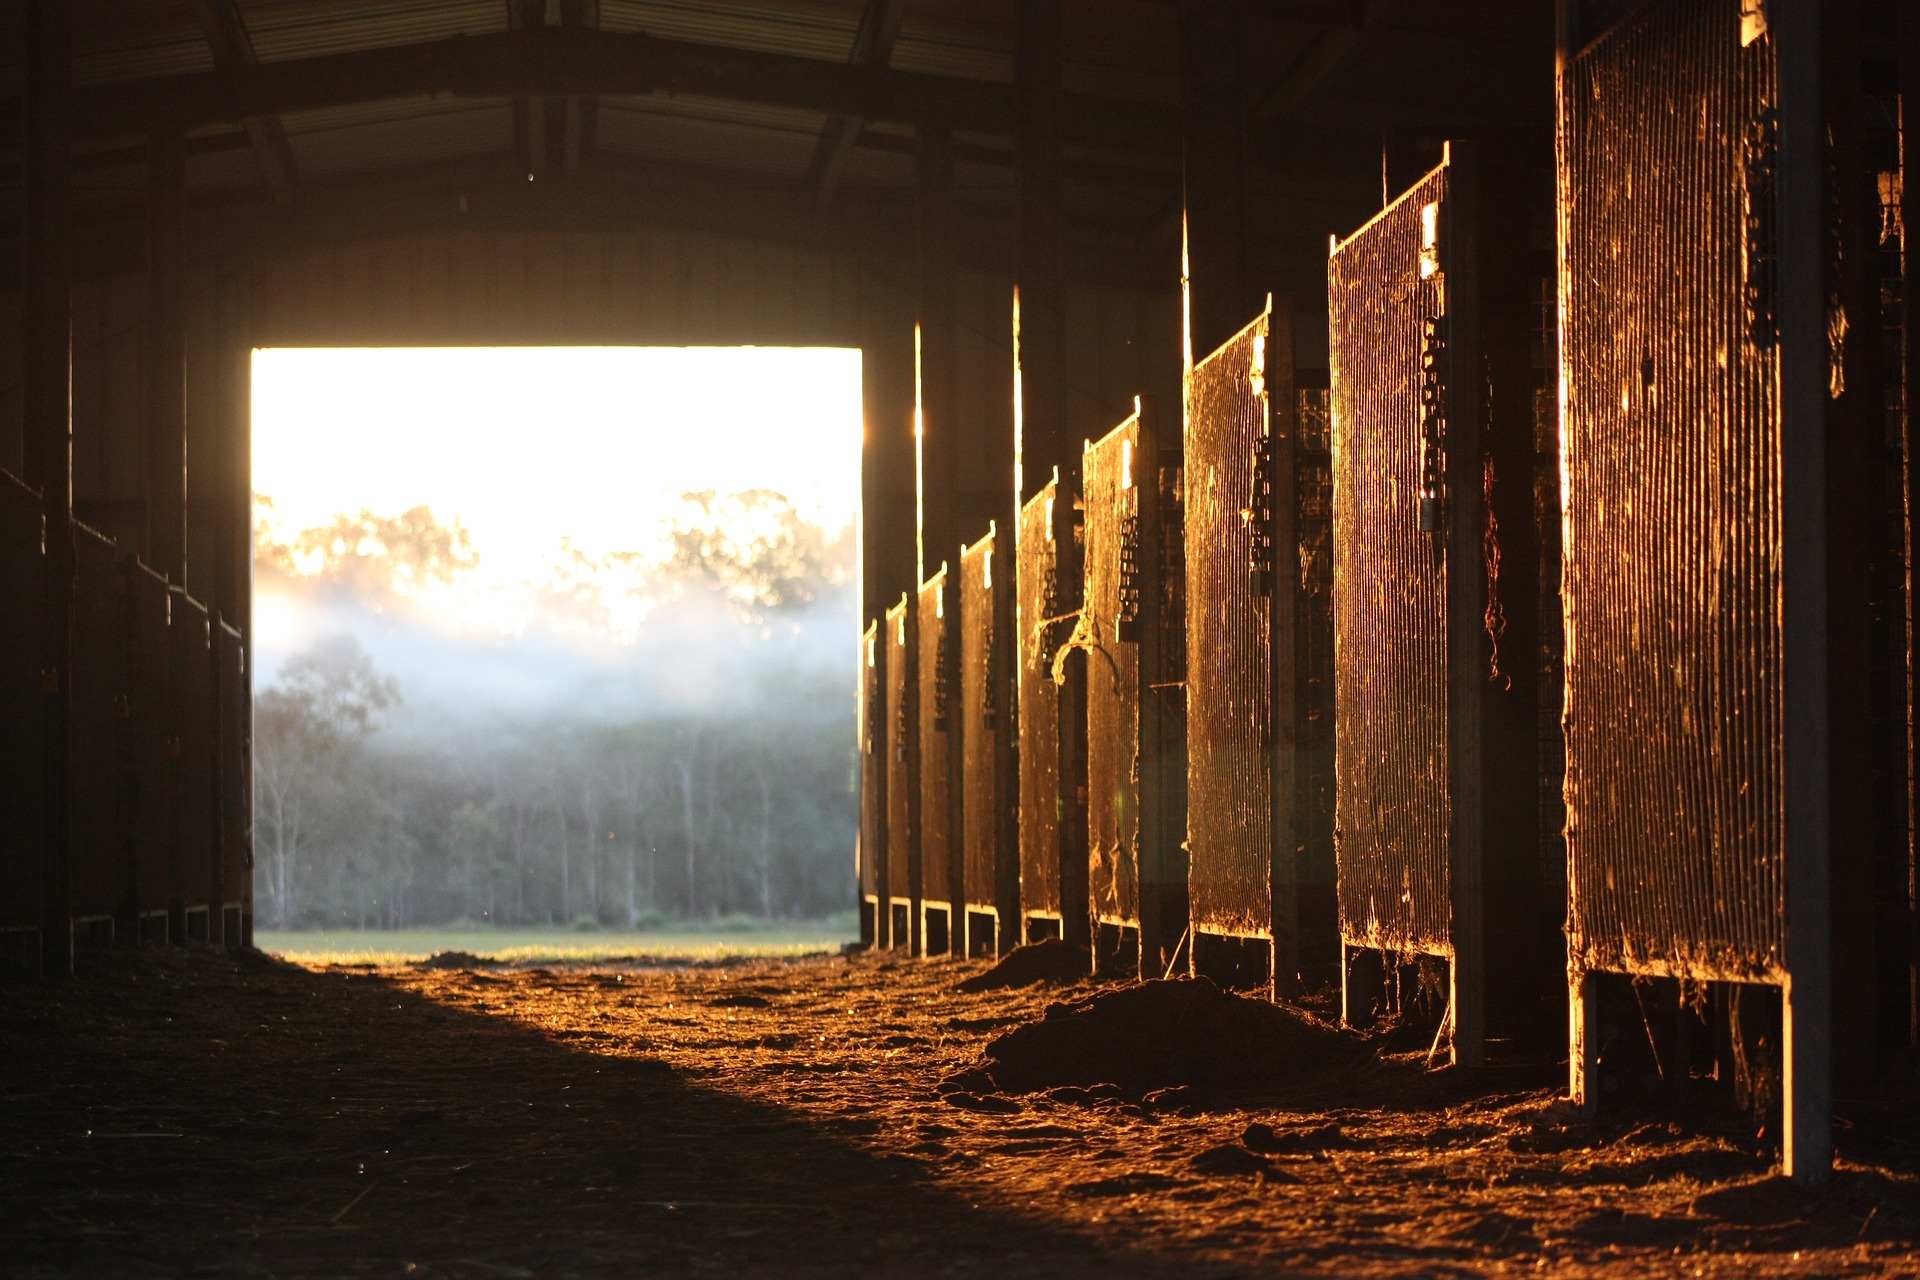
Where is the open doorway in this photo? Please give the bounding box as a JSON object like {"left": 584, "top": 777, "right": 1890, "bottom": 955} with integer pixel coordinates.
{"left": 247, "top": 346, "right": 861, "bottom": 962}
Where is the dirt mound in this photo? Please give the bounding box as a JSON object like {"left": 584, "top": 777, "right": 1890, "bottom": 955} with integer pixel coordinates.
{"left": 970, "top": 976, "right": 1367, "bottom": 1097}
{"left": 956, "top": 938, "right": 1090, "bottom": 992}
{"left": 415, "top": 950, "right": 499, "bottom": 970}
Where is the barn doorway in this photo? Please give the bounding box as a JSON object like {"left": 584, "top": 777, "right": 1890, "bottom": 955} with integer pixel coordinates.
{"left": 246, "top": 346, "right": 862, "bottom": 960}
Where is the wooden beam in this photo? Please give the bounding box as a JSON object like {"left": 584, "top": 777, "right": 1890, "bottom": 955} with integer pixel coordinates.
{"left": 48, "top": 26, "right": 1176, "bottom": 157}
{"left": 185, "top": 0, "right": 299, "bottom": 204}
{"left": 807, "top": 0, "right": 909, "bottom": 223}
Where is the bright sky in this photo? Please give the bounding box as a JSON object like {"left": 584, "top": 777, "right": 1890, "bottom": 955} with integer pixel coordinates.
{"left": 251, "top": 346, "right": 862, "bottom": 642}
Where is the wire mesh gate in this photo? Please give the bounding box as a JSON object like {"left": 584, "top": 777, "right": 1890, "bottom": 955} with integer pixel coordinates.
{"left": 884, "top": 595, "right": 918, "bottom": 952}
{"left": 1017, "top": 471, "right": 1085, "bottom": 942}
{"left": 959, "top": 527, "right": 1017, "bottom": 956}
{"left": 916, "top": 567, "right": 959, "bottom": 954}
{"left": 858, "top": 619, "right": 886, "bottom": 947}
{"left": 1559, "top": 3, "right": 1833, "bottom": 1164}
{"left": 1329, "top": 146, "right": 1551, "bottom": 1062}
{"left": 1183, "top": 301, "right": 1331, "bottom": 992}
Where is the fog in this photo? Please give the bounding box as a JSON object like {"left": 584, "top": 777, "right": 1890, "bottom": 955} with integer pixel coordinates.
{"left": 251, "top": 491, "right": 859, "bottom": 932}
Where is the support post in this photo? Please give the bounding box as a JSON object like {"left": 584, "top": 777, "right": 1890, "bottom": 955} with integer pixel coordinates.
{"left": 1178, "top": 0, "right": 1251, "bottom": 362}
{"left": 1444, "top": 141, "right": 1486, "bottom": 1067}
{"left": 1135, "top": 394, "right": 1169, "bottom": 979}
{"left": 1777, "top": 0, "right": 1833, "bottom": 1187}
{"left": 24, "top": 0, "right": 75, "bottom": 979}
{"left": 147, "top": 127, "right": 188, "bottom": 584}
{"left": 1267, "top": 298, "right": 1302, "bottom": 998}
{"left": 916, "top": 121, "right": 957, "bottom": 581}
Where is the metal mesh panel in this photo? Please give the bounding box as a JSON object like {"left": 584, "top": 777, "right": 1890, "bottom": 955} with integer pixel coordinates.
{"left": 214, "top": 620, "right": 248, "bottom": 917}
{"left": 124, "top": 561, "right": 172, "bottom": 921}
{"left": 959, "top": 531, "right": 1003, "bottom": 910}
{"left": 1018, "top": 480, "right": 1062, "bottom": 919}
{"left": 1184, "top": 315, "right": 1273, "bottom": 937}
{"left": 0, "top": 474, "right": 44, "bottom": 932}
{"left": 1562, "top": 2, "right": 1785, "bottom": 980}
{"left": 858, "top": 620, "right": 884, "bottom": 903}
{"left": 1330, "top": 166, "right": 1454, "bottom": 955}
{"left": 917, "top": 569, "right": 955, "bottom": 909}
{"left": 69, "top": 524, "right": 121, "bottom": 922}
{"left": 884, "top": 598, "right": 916, "bottom": 909}
{"left": 170, "top": 590, "right": 214, "bottom": 917}
{"left": 1084, "top": 416, "right": 1141, "bottom": 927}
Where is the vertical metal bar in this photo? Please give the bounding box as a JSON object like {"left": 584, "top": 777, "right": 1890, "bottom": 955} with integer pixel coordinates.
{"left": 148, "top": 128, "right": 188, "bottom": 584}
{"left": 1778, "top": 0, "right": 1834, "bottom": 1187}
{"left": 1136, "top": 396, "right": 1167, "bottom": 979}
{"left": 1554, "top": 0, "right": 1582, "bottom": 1107}
{"left": 1178, "top": 0, "right": 1249, "bottom": 363}
{"left": 1445, "top": 141, "right": 1486, "bottom": 1067}
{"left": 1268, "top": 298, "right": 1302, "bottom": 998}
{"left": 24, "top": 0, "right": 74, "bottom": 979}
{"left": 1014, "top": 0, "right": 1065, "bottom": 509}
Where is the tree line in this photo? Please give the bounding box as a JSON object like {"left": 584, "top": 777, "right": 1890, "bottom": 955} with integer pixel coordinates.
{"left": 251, "top": 491, "right": 856, "bottom": 930}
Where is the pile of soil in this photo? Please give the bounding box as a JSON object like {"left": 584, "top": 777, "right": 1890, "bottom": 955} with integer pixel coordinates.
{"left": 966, "top": 976, "right": 1368, "bottom": 1097}
{"left": 415, "top": 950, "right": 499, "bottom": 970}
{"left": 956, "top": 938, "right": 1090, "bottom": 992}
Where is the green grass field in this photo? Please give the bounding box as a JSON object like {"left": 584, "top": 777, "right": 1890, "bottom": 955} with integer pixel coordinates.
{"left": 257, "top": 914, "right": 857, "bottom": 966}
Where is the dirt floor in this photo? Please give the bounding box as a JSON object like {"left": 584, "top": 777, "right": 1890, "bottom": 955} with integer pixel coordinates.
{"left": 3, "top": 945, "right": 1918, "bottom": 1279}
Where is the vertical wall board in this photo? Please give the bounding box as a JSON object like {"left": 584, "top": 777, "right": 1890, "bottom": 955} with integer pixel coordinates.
{"left": 1328, "top": 168, "right": 1454, "bottom": 957}
{"left": 884, "top": 595, "right": 920, "bottom": 948}
{"left": 68, "top": 523, "right": 122, "bottom": 925}
{"left": 168, "top": 589, "right": 214, "bottom": 931}
{"left": 1018, "top": 477, "right": 1065, "bottom": 924}
{"left": 916, "top": 568, "right": 959, "bottom": 931}
{"left": 857, "top": 619, "right": 887, "bottom": 943}
{"left": 1083, "top": 412, "right": 1141, "bottom": 928}
{"left": 0, "top": 473, "right": 45, "bottom": 933}
{"left": 123, "top": 560, "right": 172, "bottom": 927}
{"left": 1562, "top": 5, "right": 1786, "bottom": 983}
{"left": 213, "top": 620, "right": 248, "bottom": 930}
{"left": 1183, "top": 311, "right": 1277, "bottom": 939}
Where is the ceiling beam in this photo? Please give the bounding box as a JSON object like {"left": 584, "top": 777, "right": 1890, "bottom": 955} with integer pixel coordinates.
{"left": 40, "top": 26, "right": 1177, "bottom": 157}
{"left": 805, "top": 0, "right": 908, "bottom": 223}
{"left": 184, "top": 0, "right": 299, "bottom": 204}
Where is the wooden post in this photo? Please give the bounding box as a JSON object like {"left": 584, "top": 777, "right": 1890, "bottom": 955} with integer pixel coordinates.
{"left": 1178, "top": 0, "right": 1250, "bottom": 363}
{"left": 1903, "top": 0, "right": 1920, "bottom": 1052}
{"left": 24, "top": 0, "right": 74, "bottom": 979}
{"left": 1554, "top": 0, "right": 1582, "bottom": 1110}
{"left": 1135, "top": 395, "right": 1169, "bottom": 978}
{"left": 147, "top": 127, "right": 188, "bottom": 584}
{"left": 1444, "top": 141, "right": 1487, "bottom": 1067}
{"left": 1777, "top": 0, "right": 1833, "bottom": 1187}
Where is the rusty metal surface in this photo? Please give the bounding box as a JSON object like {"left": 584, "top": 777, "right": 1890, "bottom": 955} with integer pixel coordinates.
{"left": 959, "top": 529, "right": 1004, "bottom": 912}
{"left": 884, "top": 597, "right": 916, "bottom": 912}
{"left": 1183, "top": 313, "right": 1273, "bottom": 938}
{"left": 1561, "top": 2, "right": 1785, "bottom": 981}
{"left": 858, "top": 620, "right": 884, "bottom": 906}
{"left": 1018, "top": 479, "right": 1063, "bottom": 921}
{"left": 916, "top": 568, "right": 956, "bottom": 910}
{"left": 1083, "top": 414, "right": 1141, "bottom": 927}
{"left": 169, "top": 589, "right": 214, "bottom": 920}
{"left": 123, "top": 561, "right": 172, "bottom": 925}
{"left": 68, "top": 524, "right": 121, "bottom": 923}
{"left": 0, "top": 473, "right": 45, "bottom": 933}
{"left": 1329, "top": 165, "right": 1454, "bottom": 956}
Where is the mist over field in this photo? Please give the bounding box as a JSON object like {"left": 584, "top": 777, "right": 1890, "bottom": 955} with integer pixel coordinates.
{"left": 250, "top": 490, "right": 858, "bottom": 932}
